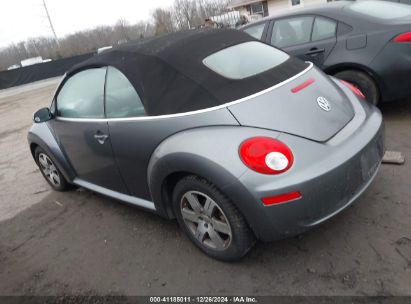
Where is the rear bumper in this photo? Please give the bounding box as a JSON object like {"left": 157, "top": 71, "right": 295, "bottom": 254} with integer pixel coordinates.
{"left": 225, "top": 87, "right": 384, "bottom": 241}
{"left": 258, "top": 124, "right": 383, "bottom": 241}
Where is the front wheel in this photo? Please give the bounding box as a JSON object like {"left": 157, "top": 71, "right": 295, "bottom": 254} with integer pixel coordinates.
{"left": 172, "top": 175, "right": 256, "bottom": 261}
{"left": 35, "top": 147, "right": 72, "bottom": 191}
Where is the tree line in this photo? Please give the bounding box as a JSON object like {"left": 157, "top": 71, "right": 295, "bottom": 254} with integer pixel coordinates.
{"left": 0, "top": 0, "right": 231, "bottom": 71}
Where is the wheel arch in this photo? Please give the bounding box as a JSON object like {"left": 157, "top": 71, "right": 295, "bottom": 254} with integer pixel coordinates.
{"left": 324, "top": 63, "right": 382, "bottom": 93}
{"left": 150, "top": 157, "right": 265, "bottom": 240}
{"left": 28, "top": 123, "right": 76, "bottom": 183}
{"left": 145, "top": 126, "right": 281, "bottom": 239}
{"left": 159, "top": 171, "right": 192, "bottom": 219}
{"left": 30, "top": 142, "right": 39, "bottom": 160}
{"left": 149, "top": 154, "right": 243, "bottom": 219}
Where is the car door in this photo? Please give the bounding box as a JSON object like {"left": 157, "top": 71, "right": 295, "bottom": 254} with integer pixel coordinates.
{"left": 268, "top": 15, "right": 337, "bottom": 68}
{"left": 51, "top": 67, "right": 128, "bottom": 193}
{"left": 304, "top": 16, "right": 338, "bottom": 68}
{"left": 103, "top": 66, "right": 151, "bottom": 199}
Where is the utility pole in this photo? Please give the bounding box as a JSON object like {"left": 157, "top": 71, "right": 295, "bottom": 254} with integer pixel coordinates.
{"left": 42, "top": 0, "right": 59, "bottom": 44}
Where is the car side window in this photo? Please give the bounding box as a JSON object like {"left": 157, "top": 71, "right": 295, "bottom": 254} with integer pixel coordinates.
{"left": 243, "top": 22, "right": 266, "bottom": 40}
{"left": 271, "top": 16, "right": 314, "bottom": 48}
{"left": 57, "top": 68, "right": 106, "bottom": 118}
{"left": 105, "top": 67, "right": 146, "bottom": 118}
{"left": 312, "top": 17, "right": 337, "bottom": 41}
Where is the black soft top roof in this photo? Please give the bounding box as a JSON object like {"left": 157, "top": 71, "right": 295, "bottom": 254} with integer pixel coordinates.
{"left": 69, "top": 29, "right": 308, "bottom": 116}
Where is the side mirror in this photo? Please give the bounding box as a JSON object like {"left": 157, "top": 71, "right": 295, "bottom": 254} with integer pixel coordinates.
{"left": 33, "top": 107, "right": 52, "bottom": 123}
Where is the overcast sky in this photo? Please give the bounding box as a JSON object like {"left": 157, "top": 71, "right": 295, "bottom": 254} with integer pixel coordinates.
{"left": 0, "top": 0, "right": 175, "bottom": 47}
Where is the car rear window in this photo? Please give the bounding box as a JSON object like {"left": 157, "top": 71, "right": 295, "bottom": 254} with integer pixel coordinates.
{"left": 348, "top": 1, "right": 411, "bottom": 20}
{"left": 203, "top": 41, "right": 289, "bottom": 80}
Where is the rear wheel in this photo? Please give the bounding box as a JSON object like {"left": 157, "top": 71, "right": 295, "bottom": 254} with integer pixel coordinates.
{"left": 172, "top": 175, "right": 256, "bottom": 261}
{"left": 334, "top": 70, "right": 379, "bottom": 105}
{"left": 35, "top": 147, "right": 72, "bottom": 191}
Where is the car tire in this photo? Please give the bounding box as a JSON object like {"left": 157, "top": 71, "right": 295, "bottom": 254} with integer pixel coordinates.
{"left": 334, "top": 70, "right": 379, "bottom": 105}
{"left": 34, "top": 147, "right": 72, "bottom": 191}
{"left": 172, "top": 175, "right": 256, "bottom": 261}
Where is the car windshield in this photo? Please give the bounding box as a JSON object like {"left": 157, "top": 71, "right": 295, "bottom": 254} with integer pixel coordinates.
{"left": 348, "top": 1, "right": 411, "bottom": 20}
{"left": 203, "top": 41, "right": 289, "bottom": 80}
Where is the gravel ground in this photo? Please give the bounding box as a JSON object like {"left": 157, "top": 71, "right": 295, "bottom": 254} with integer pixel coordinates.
{"left": 0, "top": 80, "right": 410, "bottom": 296}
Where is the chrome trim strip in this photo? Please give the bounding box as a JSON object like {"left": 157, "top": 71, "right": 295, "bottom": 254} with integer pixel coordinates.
{"left": 73, "top": 178, "right": 156, "bottom": 211}
{"left": 56, "top": 62, "right": 314, "bottom": 123}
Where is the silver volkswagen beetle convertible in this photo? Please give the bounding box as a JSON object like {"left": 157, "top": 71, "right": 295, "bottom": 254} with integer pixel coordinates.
{"left": 28, "top": 29, "right": 384, "bottom": 261}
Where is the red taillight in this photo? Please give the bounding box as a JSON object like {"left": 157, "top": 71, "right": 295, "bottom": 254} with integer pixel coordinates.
{"left": 393, "top": 32, "right": 411, "bottom": 43}
{"left": 239, "top": 137, "right": 293, "bottom": 175}
{"left": 340, "top": 80, "right": 365, "bottom": 99}
{"left": 261, "top": 191, "right": 302, "bottom": 206}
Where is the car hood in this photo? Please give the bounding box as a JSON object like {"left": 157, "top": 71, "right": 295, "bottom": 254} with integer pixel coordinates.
{"left": 228, "top": 65, "right": 355, "bottom": 142}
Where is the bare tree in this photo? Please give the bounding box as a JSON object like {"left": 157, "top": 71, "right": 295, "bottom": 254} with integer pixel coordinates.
{"left": 0, "top": 0, "right": 233, "bottom": 71}
{"left": 152, "top": 8, "right": 175, "bottom": 35}
{"left": 0, "top": 17, "right": 157, "bottom": 70}
{"left": 173, "top": 0, "right": 200, "bottom": 30}
{"left": 114, "top": 19, "right": 131, "bottom": 43}
{"left": 128, "top": 22, "right": 154, "bottom": 40}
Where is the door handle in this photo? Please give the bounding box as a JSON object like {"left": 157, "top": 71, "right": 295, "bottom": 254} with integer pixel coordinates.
{"left": 94, "top": 133, "right": 109, "bottom": 144}
{"left": 305, "top": 48, "right": 325, "bottom": 56}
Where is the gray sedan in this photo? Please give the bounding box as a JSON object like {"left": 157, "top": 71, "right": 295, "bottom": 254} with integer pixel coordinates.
{"left": 28, "top": 29, "right": 384, "bottom": 261}
{"left": 242, "top": 0, "right": 411, "bottom": 105}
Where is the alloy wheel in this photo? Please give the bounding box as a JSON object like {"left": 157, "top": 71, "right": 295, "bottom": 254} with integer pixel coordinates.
{"left": 180, "top": 191, "right": 232, "bottom": 251}
{"left": 38, "top": 153, "right": 61, "bottom": 187}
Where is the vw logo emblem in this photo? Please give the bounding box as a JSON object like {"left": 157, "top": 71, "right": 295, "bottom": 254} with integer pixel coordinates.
{"left": 317, "top": 96, "right": 331, "bottom": 112}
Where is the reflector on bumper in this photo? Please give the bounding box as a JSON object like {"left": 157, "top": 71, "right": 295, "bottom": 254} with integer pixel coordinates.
{"left": 261, "top": 191, "right": 302, "bottom": 206}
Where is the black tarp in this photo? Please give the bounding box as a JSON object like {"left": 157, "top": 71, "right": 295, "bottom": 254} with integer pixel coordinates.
{"left": 0, "top": 53, "right": 93, "bottom": 90}
{"left": 68, "top": 29, "right": 309, "bottom": 116}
